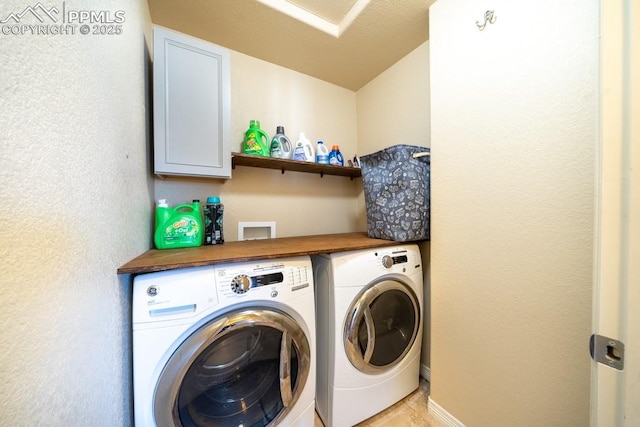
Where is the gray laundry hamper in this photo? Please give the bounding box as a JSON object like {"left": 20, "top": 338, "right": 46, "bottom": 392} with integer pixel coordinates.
{"left": 360, "top": 144, "right": 430, "bottom": 242}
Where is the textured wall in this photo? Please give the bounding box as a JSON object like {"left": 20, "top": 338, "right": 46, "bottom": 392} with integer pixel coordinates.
{"left": 429, "top": 0, "right": 596, "bottom": 425}
{"left": 356, "top": 41, "right": 432, "bottom": 373}
{"left": 0, "top": 1, "right": 152, "bottom": 425}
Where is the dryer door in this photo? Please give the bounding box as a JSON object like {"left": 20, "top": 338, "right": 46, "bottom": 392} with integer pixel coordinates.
{"left": 153, "top": 308, "right": 310, "bottom": 427}
{"left": 344, "top": 278, "right": 420, "bottom": 374}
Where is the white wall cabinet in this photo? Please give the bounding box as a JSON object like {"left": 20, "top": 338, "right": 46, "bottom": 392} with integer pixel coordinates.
{"left": 153, "top": 26, "right": 231, "bottom": 178}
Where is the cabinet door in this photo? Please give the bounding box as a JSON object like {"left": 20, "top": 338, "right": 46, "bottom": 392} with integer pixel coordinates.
{"left": 153, "top": 26, "right": 231, "bottom": 178}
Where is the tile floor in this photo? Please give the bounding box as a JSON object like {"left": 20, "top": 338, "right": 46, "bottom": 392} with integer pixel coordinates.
{"left": 313, "top": 378, "right": 440, "bottom": 426}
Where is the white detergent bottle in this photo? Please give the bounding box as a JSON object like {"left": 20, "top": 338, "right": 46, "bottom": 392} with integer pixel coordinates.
{"left": 316, "top": 141, "right": 329, "bottom": 164}
{"left": 293, "top": 132, "right": 315, "bottom": 162}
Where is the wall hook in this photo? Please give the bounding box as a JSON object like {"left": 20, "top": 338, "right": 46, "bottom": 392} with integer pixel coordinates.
{"left": 476, "top": 10, "right": 497, "bottom": 31}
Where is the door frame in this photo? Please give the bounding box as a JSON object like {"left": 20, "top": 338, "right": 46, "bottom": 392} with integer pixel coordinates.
{"left": 591, "top": 0, "right": 639, "bottom": 425}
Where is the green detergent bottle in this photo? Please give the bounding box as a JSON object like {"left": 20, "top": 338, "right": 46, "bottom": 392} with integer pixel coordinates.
{"left": 154, "top": 199, "right": 204, "bottom": 250}
{"left": 242, "top": 120, "right": 270, "bottom": 156}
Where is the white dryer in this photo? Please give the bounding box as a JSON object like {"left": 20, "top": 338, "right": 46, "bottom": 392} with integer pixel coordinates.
{"left": 132, "top": 256, "right": 316, "bottom": 427}
{"left": 312, "top": 245, "right": 423, "bottom": 427}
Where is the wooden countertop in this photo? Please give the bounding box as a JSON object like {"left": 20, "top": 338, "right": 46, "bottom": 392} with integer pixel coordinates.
{"left": 117, "top": 232, "right": 399, "bottom": 275}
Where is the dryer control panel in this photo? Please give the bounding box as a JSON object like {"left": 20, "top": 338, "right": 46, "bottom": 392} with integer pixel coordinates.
{"left": 328, "top": 244, "right": 422, "bottom": 287}
{"left": 381, "top": 254, "right": 409, "bottom": 268}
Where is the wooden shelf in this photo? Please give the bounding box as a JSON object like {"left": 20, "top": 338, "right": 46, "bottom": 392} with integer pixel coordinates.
{"left": 232, "top": 152, "right": 361, "bottom": 179}
{"left": 117, "top": 232, "right": 398, "bottom": 274}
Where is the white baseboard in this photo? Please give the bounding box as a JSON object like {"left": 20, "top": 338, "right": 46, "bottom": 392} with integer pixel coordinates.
{"left": 419, "top": 365, "right": 464, "bottom": 427}
{"left": 420, "top": 363, "right": 431, "bottom": 381}
{"left": 428, "top": 399, "right": 466, "bottom": 427}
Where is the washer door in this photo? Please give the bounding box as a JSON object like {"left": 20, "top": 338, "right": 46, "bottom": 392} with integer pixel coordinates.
{"left": 344, "top": 278, "right": 420, "bottom": 374}
{"left": 154, "top": 308, "right": 310, "bottom": 427}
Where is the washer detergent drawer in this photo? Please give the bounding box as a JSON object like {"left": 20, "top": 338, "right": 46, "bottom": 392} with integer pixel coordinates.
{"left": 133, "top": 266, "right": 218, "bottom": 324}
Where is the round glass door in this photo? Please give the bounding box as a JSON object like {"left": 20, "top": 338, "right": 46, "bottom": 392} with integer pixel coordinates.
{"left": 154, "top": 308, "right": 310, "bottom": 427}
{"left": 344, "top": 278, "right": 420, "bottom": 374}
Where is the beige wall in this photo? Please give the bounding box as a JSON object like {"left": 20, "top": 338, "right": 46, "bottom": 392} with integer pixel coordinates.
{"left": 357, "top": 41, "right": 432, "bottom": 374}
{"left": 429, "top": 1, "right": 596, "bottom": 425}
{"left": 357, "top": 42, "right": 431, "bottom": 154}
{"left": 155, "top": 50, "right": 365, "bottom": 240}
{"left": 0, "top": 1, "right": 152, "bottom": 424}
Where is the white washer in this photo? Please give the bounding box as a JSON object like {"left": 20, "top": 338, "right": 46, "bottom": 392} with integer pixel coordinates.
{"left": 132, "top": 256, "right": 316, "bottom": 427}
{"left": 312, "top": 245, "right": 423, "bottom": 427}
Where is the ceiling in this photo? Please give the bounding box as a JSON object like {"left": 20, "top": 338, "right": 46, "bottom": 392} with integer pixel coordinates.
{"left": 147, "top": 0, "right": 434, "bottom": 91}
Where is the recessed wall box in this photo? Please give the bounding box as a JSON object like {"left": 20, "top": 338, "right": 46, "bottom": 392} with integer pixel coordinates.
{"left": 238, "top": 221, "right": 276, "bottom": 241}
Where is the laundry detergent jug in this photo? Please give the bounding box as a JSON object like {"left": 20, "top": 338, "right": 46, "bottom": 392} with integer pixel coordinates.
{"left": 316, "top": 140, "right": 329, "bottom": 164}
{"left": 293, "top": 132, "right": 315, "bottom": 162}
{"left": 270, "top": 126, "right": 293, "bottom": 159}
{"left": 154, "top": 199, "right": 203, "bottom": 249}
{"left": 329, "top": 145, "right": 344, "bottom": 166}
{"left": 242, "top": 120, "right": 270, "bottom": 156}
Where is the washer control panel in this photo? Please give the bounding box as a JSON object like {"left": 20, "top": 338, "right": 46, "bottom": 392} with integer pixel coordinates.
{"left": 230, "top": 274, "right": 252, "bottom": 294}
{"left": 217, "top": 257, "right": 311, "bottom": 300}
{"left": 230, "top": 272, "right": 284, "bottom": 294}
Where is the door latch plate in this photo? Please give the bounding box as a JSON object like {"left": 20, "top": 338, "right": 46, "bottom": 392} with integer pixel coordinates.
{"left": 590, "top": 334, "right": 624, "bottom": 370}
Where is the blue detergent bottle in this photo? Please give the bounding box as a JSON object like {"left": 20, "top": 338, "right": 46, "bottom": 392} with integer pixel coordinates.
{"left": 329, "top": 145, "right": 344, "bottom": 166}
